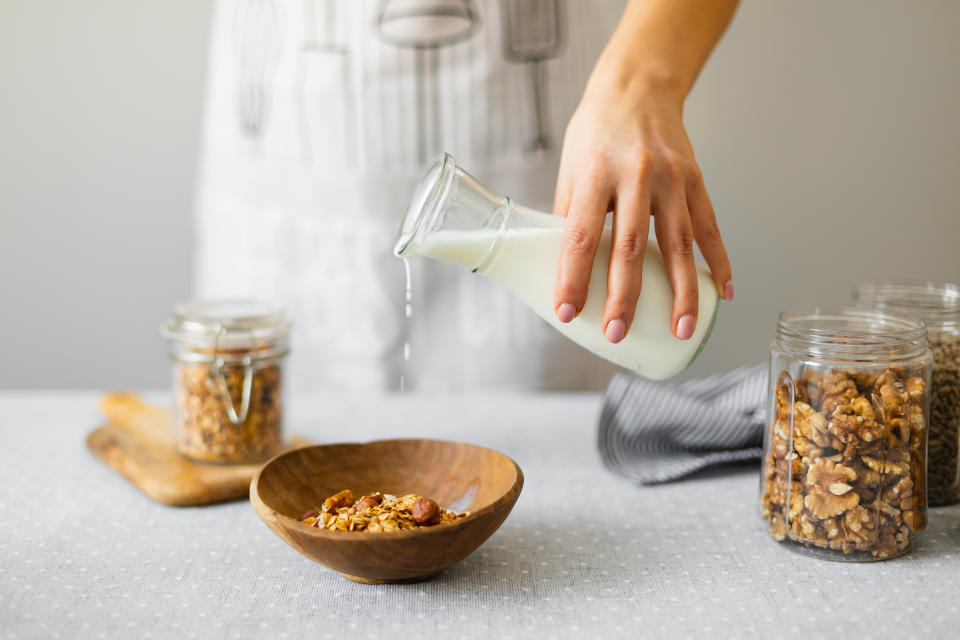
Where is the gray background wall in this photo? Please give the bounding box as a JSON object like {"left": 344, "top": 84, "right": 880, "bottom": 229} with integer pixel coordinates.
{"left": 1, "top": 0, "right": 958, "bottom": 389}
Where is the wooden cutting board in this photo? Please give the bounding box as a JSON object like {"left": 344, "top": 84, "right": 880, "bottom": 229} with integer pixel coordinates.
{"left": 87, "top": 392, "right": 310, "bottom": 506}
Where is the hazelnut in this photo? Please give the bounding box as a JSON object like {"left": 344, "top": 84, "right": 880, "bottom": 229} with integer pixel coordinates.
{"left": 412, "top": 498, "right": 441, "bottom": 525}
{"left": 354, "top": 493, "right": 384, "bottom": 512}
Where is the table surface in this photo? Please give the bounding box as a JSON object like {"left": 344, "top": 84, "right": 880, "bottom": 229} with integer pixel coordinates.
{"left": 2, "top": 391, "right": 959, "bottom": 640}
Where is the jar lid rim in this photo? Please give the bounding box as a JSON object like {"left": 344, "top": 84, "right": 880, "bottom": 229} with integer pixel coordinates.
{"left": 855, "top": 280, "right": 960, "bottom": 312}
{"left": 780, "top": 307, "right": 926, "bottom": 333}
{"left": 163, "top": 299, "right": 291, "bottom": 344}
{"left": 777, "top": 307, "right": 928, "bottom": 360}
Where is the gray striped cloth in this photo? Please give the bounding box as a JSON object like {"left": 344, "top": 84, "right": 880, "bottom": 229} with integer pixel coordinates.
{"left": 598, "top": 364, "right": 768, "bottom": 484}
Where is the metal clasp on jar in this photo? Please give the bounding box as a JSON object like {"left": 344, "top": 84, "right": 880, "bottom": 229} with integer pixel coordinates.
{"left": 210, "top": 324, "right": 257, "bottom": 425}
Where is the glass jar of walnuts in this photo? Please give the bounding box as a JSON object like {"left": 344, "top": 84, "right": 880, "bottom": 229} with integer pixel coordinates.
{"left": 163, "top": 300, "right": 291, "bottom": 463}
{"left": 855, "top": 281, "right": 960, "bottom": 505}
{"left": 761, "top": 308, "right": 931, "bottom": 561}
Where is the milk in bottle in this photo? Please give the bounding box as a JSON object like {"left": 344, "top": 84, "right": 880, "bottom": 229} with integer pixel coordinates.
{"left": 394, "top": 154, "right": 719, "bottom": 380}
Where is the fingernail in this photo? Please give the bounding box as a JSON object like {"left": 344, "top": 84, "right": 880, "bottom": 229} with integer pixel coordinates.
{"left": 604, "top": 319, "right": 626, "bottom": 344}
{"left": 676, "top": 314, "right": 695, "bottom": 340}
{"left": 723, "top": 280, "right": 734, "bottom": 301}
{"left": 556, "top": 303, "right": 577, "bottom": 323}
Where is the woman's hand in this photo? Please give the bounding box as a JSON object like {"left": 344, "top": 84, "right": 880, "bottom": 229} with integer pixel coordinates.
{"left": 552, "top": 0, "right": 738, "bottom": 344}
{"left": 552, "top": 85, "right": 732, "bottom": 344}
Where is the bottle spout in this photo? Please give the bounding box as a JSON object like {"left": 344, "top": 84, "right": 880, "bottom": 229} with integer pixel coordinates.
{"left": 394, "top": 153, "right": 509, "bottom": 270}
{"left": 394, "top": 153, "right": 456, "bottom": 258}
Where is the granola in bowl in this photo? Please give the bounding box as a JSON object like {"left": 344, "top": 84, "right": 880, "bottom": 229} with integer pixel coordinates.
{"left": 297, "top": 489, "right": 469, "bottom": 532}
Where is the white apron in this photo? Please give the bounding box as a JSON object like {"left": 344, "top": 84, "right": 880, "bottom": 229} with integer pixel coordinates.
{"left": 195, "top": 0, "right": 626, "bottom": 391}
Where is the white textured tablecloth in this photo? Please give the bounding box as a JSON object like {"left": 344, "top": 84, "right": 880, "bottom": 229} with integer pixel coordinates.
{"left": 2, "top": 391, "right": 959, "bottom": 640}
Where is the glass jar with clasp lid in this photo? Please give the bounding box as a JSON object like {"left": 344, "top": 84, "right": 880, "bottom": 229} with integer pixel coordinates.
{"left": 163, "top": 300, "right": 291, "bottom": 463}
{"left": 855, "top": 281, "right": 960, "bottom": 505}
{"left": 760, "top": 308, "right": 931, "bottom": 560}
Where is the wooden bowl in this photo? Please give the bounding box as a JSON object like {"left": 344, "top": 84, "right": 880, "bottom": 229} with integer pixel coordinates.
{"left": 249, "top": 439, "right": 524, "bottom": 584}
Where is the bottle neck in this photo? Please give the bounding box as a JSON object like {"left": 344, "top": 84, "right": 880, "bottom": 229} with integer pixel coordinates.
{"left": 399, "top": 200, "right": 513, "bottom": 272}
{"left": 394, "top": 153, "right": 515, "bottom": 271}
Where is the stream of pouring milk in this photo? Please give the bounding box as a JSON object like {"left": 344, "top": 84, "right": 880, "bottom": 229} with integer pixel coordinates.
{"left": 413, "top": 225, "right": 718, "bottom": 380}
{"left": 400, "top": 258, "right": 412, "bottom": 392}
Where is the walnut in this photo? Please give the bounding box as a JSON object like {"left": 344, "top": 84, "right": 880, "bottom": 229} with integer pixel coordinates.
{"left": 788, "top": 491, "right": 804, "bottom": 521}
{"left": 905, "top": 376, "right": 926, "bottom": 402}
{"left": 826, "top": 508, "right": 876, "bottom": 553}
{"left": 822, "top": 516, "right": 842, "bottom": 540}
{"left": 842, "top": 505, "right": 877, "bottom": 541}
{"left": 895, "top": 525, "right": 912, "bottom": 552}
{"left": 761, "top": 458, "right": 802, "bottom": 542}
{"left": 806, "top": 458, "right": 857, "bottom": 488}
{"left": 902, "top": 509, "right": 925, "bottom": 533}
{"left": 842, "top": 370, "right": 879, "bottom": 394}
{"left": 820, "top": 373, "right": 859, "bottom": 416}
{"left": 762, "top": 467, "right": 802, "bottom": 514}
{"left": 834, "top": 396, "right": 877, "bottom": 424}
{"left": 804, "top": 459, "right": 860, "bottom": 518}
{"left": 795, "top": 369, "right": 826, "bottom": 408}
{"left": 874, "top": 532, "right": 899, "bottom": 559}
{"left": 828, "top": 398, "right": 882, "bottom": 446}
{"left": 883, "top": 474, "right": 923, "bottom": 532}
{"left": 879, "top": 500, "right": 902, "bottom": 527}
{"left": 793, "top": 434, "right": 824, "bottom": 461}
{"left": 848, "top": 461, "right": 880, "bottom": 489}
{"left": 794, "top": 402, "right": 832, "bottom": 449}
{"left": 790, "top": 512, "right": 820, "bottom": 539}
{"left": 842, "top": 461, "right": 879, "bottom": 503}
{"left": 776, "top": 383, "right": 794, "bottom": 420}
{"left": 761, "top": 485, "right": 778, "bottom": 517}
{"left": 875, "top": 368, "right": 904, "bottom": 390}
{"left": 793, "top": 383, "right": 809, "bottom": 405}
{"left": 886, "top": 475, "right": 913, "bottom": 503}
{"left": 861, "top": 456, "right": 908, "bottom": 477}
{"left": 763, "top": 448, "right": 779, "bottom": 481}
{"left": 906, "top": 404, "right": 926, "bottom": 437}
{"left": 875, "top": 376, "right": 909, "bottom": 414}
{"left": 900, "top": 495, "right": 921, "bottom": 512}
{"left": 885, "top": 418, "right": 911, "bottom": 448}
{"left": 772, "top": 444, "right": 804, "bottom": 480}
{"left": 771, "top": 419, "right": 790, "bottom": 449}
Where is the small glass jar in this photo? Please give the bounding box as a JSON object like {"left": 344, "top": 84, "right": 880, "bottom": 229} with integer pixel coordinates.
{"left": 855, "top": 281, "right": 960, "bottom": 505}
{"left": 760, "top": 308, "right": 931, "bottom": 561}
{"left": 163, "top": 300, "right": 291, "bottom": 464}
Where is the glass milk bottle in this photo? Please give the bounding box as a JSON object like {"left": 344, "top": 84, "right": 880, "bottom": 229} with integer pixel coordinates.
{"left": 394, "top": 153, "right": 720, "bottom": 380}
